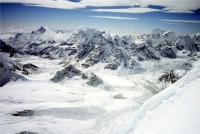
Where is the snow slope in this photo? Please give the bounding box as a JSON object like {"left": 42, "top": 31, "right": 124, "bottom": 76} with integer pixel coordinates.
{"left": 116, "top": 62, "right": 200, "bottom": 134}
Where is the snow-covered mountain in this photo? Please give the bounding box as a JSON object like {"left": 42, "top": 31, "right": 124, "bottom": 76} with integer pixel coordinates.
{"left": 0, "top": 26, "right": 200, "bottom": 134}
{"left": 2, "top": 26, "right": 199, "bottom": 88}
{"left": 5, "top": 26, "right": 200, "bottom": 69}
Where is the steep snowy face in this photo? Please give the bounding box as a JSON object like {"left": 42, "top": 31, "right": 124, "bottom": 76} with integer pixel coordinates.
{"left": 116, "top": 62, "right": 200, "bottom": 134}
{"left": 0, "top": 53, "right": 25, "bottom": 87}
{"left": 175, "top": 35, "right": 199, "bottom": 56}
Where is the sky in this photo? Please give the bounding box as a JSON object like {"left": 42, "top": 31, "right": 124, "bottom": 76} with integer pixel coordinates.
{"left": 1, "top": 0, "right": 200, "bottom": 35}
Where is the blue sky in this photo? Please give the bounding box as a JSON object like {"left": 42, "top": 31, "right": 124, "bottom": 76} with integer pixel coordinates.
{"left": 1, "top": 0, "right": 200, "bottom": 35}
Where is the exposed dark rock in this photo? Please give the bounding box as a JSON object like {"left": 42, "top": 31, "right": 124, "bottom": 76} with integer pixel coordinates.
{"left": 38, "top": 26, "right": 46, "bottom": 33}
{"left": 23, "top": 63, "right": 39, "bottom": 71}
{"left": 86, "top": 73, "right": 103, "bottom": 87}
{"left": 195, "top": 43, "right": 200, "bottom": 52}
{"left": 51, "top": 65, "right": 81, "bottom": 82}
{"left": 137, "top": 56, "right": 144, "bottom": 61}
{"left": 152, "top": 29, "right": 163, "bottom": 39}
{"left": 60, "top": 42, "right": 74, "bottom": 46}
{"left": 113, "top": 94, "right": 126, "bottom": 99}
{"left": 176, "top": 42, "right": 184, "bottom": 50}
{"left": 24, "top": 43, "right": 41, "bottom": 55}
{"left": 82, "top": 46, "right": 104, "bottom": 68}
{"left": 76, "top": 45, "right": 95, "bottom": 59}
{"left": 159, "top": 70, "right": 180, "bottom": 84}
{"left": 39, "top": 46, "right": 55, "bottom": 55}
{"left": 81, "top": 73, "right": 88, "bottom": 79}
{"left": 176, "top": 35, "right": 198, "bottom": 55}
{"left": 13, "top": 65, "right": 22, "bottom": 71}
{"left": 22, "top": 68, "right": 29, "bottom": 75}
{"left": 104, "top": 64, "right": 118, "bottom": 70}
{"left": 0, "top": 62, "right": 3, "bottom": 68}
{"left": 12, "top": 110, "right": 34, "bottom": 117}
{"left": 0, "top": 39, "right": 16, "bottom": 57}
{"left": 32, "top": 26, "right": 46, "bottom": 34}
{"left": 14, "top": 33, "right": 23, "bottom": 40}
{"left": 48, "top": 40, "right": 56, "bottom": 44}
{"left": 17, "top": 131, "right": 38, "bottom": 134}
{"left": 185, "top": 35, "right": 197, "bottom": 54}
{"left": 146, "top": 39, "right": 153, "bottom": 47}
{"left": 129, "top": 59, "right": 140, "bottom": 69}
{"left": 160, "top": 48, "right": 176, "bottom": 58}
{"left": 81, "top": 63, "right": 91, "bottom": 68}
{"left": 68, "top": 49, "right": 77, "bottom": 56}
{"left": 77, "top": 50, "right": 87, "bottom": 59}
{"left": 136, "top": 45, "right": 160, "bottom": 60}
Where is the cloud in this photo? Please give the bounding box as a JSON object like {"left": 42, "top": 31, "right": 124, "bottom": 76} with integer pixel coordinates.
{"left": 159, "top": 19, "right": 200, "bottom": 24}
{"left": 91, "top": 7, "right": 161, "bottom": 13}
{"left": 0, "top": 0, "right": 85, "bottom": 9}
{"left": 80, "top": 0, "right": 138, "bottom": 7}
{"left": 0, "top": 0, "right": 138, "bottom": 9}
{"left": 139, "top": 0, "right": 200, "bottom": 13}
{"left": 163, "top": 10, "right": 194, "bottom": 13}
{"left": 90, "top": 16, "right": 138, "bottom": 20}
{"left": 1, "top": 0, "right": 200, "bottom": 13}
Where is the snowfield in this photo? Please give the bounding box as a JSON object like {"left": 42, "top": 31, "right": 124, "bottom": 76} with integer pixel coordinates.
{"left": 116, "top": 62, "right": 200, "bottom": 134}
{"left": 0, "top": 56, "right": 153, "bottom": 134}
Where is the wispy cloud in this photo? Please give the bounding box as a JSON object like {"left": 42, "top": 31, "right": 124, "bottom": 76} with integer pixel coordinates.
{"left": 0, "top": 0, "right": 84, "bottom": 9}
{"left": 159, "top": 19, "right": 200, "bottom": 24}
{"left": 139, "top": 0, "right": 200, "bottom": 13}
{"left": 163, "top": 10, "right": 194, "bottom": 13}
{"left": 90, "top": 16, "right": 138, "bottom": 20}
{"left": 91, "top": 7, "right": 160, "bottom": 13}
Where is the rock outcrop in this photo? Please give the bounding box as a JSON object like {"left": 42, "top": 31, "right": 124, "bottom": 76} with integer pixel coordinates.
{"left": 12, "top": 110, "right": 34, "bottom": 117}
{"left": 51, "top": 65, "right": 81, "bottom": 82}
{"left": 82, "top": 72, "right": 103, "bottom": 87}
{"left": 0, "top": 39, "right": 16, "bottom": 57}
{"left": 23, "top": 63, "right": 39, "bottom": 72}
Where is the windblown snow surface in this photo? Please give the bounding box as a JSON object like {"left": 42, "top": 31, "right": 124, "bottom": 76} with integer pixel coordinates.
{"left": 116, "top": 62, "right": 200, "bottom": 134}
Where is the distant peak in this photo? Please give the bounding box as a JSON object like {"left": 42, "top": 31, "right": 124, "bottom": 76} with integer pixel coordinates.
{"left": 77, "top": 27, "right": 98, "bottom": 32}
{"left": 38, "top": 26, "right": 47, "bottom": 33}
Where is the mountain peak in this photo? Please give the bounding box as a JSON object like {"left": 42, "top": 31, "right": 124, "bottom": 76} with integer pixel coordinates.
{"left": 37, "top": 26, "right": 47, "bottom": 33}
